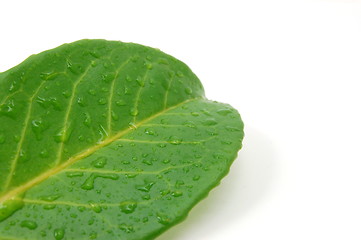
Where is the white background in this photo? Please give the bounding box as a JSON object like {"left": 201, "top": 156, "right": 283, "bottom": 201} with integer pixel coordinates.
{"left": 1, "top": 0, "right": 361, "bottom": 239}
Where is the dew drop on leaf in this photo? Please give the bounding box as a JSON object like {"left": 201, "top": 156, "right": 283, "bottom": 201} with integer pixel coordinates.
{"left": 118, "top": 223, "right": 134, "bottom": 233}
{"left": 39, "top": 149, "right": 49, "bottom": 158}
{"left": 116, "top": 99, "right": 126, "bottom": 106}
{"left": 119, "top": 201, "right": 137, "bottom": 214}
{"left": 144, "top": 128, "right": 155, "bottom": 135}
{"left": 77, "top": 97, "right": 87, "bottom": 107}
{"left": 98, "top": 98, "right": 107, "bottom": 105}
{"left": 53, "top": 228, "right": 65, "bottom": 240}
{"left": 157, "top": 213, "right": 172, "bottom": 225}
{"left": 66, "top": 172, "right": 84, "bottom": 178}
{"left": 92, "top": 157, "right": 107, "bottom": 168}
{"left": 171, "top": 191, "right": 183, "bottom": 197}
{"left": 20, "top": 220, "right": 38, "bottom": 230}
{"left": 89, "top": 202, "right": 102, "bottom": 213}
{"left": 168, "top": 136, "right": 182, "bottom": 145}
{"left": 130, "top": 108, "right": 138, "bottom": 116}
{"left": 216, "top": 108, "right": 233, "bottom": 116}
{"left": 185, "top": 87, "right": 192, "bottom": 95}
{"left": 193, "top": 175, "right": 201, "bottom": 181}
{"left": 137, "top": 182, "right": 155, "bottom": 192}
{"left": 202, "top": 118, "right": 218, "bottom": 126}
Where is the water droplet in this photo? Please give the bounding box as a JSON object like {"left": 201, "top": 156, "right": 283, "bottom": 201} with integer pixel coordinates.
{"left": 144, "top": 128, "right": 155, "bottom": 135}
{"left": 68, "top": 62, "right": 84, "bottom": 75}
{"left": 0, "top": 196, "right": 24, "bottom": 222}
{"left": 202, "top": 118, "right": 218, "bottom": 126}
{"left": 193, "top": 175, "right": 201, "bottom": 181}
{"left": 116, "top": 100, "right": 126, "bottom": 106}
{"left": 88, "top": 89, "right": 96, "bottom": 96}
{"left": 8, "top": 80, "right": 19, "bottom": 92}
{"left": 40, "top": 71, "right": 58, "bottom": 81}
{"left": 66, "top": 172, "right": 84, "bottom": 178}
{"left": 90, "top": 51, "right": 101, "bottom": 58}
{"left": 77, "top": 206, "right": 86, "bottom": 212}
{"left": 183, "top": 121, "right": 196, "bottom": 128}
{"left": 125, "top": 75, "right": 132, "bottom": 82}
{"left": 176, "top": 71, "right": 184, "bottom": 77}
{"left": 102, "top": 73, "right": 116, "bottom": 83}
{"left": 0, "top": 99, "right": 16, "bottom": 118}
{"left": 136, "top": 78, "right": 145, "bottom": 87}
{"left": 217, "top": 108, "right": 233, "bottom": 116}
{"left": 54, "top": 125, "right": 71, "bottom": 143}
{"left": 92, "top": 157, "right": 107, "bottom": 168}
{"left": 88, "top": 218, "right": 95, "bottom": 225}
{"left": 142, "top": 159, "right": 152, "bottom": 166}
{"left": 31, "top": 119, "right": 48, "bottom": 140}
{"left": 191, "top": 112, "right": 199, "bottom": 117}
{"left": 185, "top": 87, "right": 192, "bottom": 95}
{"left": 120, "top": 201, "right": 137, "bottom": 214}
{"left": 124, "top": 87, "right": 131, "bottom": 95}
{"left": 137, "top": 181, "right": 155, "bottom": 192}
{"left": 118, "top": 223, "right": 134, "bottom": 233}
{"left": 157, "top": 213, "right": 172, "bottom": 225}
{"left": 89, "top": 232, "right": 97, "bottom": 239}
{"left": 130, "top": 108, "right": 138, "bottom": 116}
{"left": 89, "top": 202, "right": 102, "bottom": 213}
{"left": 111, "top": 111, "right": 119, "bottom": 121}
{"left": 142, "top": 194, "right": 151, "bottom": 200}
{"left": 40, "top": 230, "right": 47, "bottom": 237}
{"left": 225, "top": 126, "right": 242, "bottom": 132}
{"left": 125, "top": 173, "right": 138, "bottom": 178}
{"left": 171, "top": 191, "right": 183, "bottom": 197}
{"left": 20, "top": 220, "right": 37, "bottom": 230}
{"left": 43, "top": 204, "right": 56, "bottom": 210}
{"left": 221, "top": 140, "right": 232, "bottom": 145}
{"left": 77, "top": 97, "right": 87, "bottom": 107}
{"left": 162, "top": 159, "right": 170, "bottom": 164}
{"left": 81, "top": 174, "right": 96, "bottom": 190}
{"left": 39, "top": 149, "right": 49, "bottom": 158}
{"left": 168, "top": 136, "right": 182, "bottom": 145}
{"left": 98, "top": 98, "right": 107, "bottom": 105}
{"left": 158, "top": 143, "right": 166, "bottom": 148}
{"left": 158, "top": 58, "right": 169, "bottom": 65}
{"left": 41, "top": 194, "right": 61, "bottom": 202}
{"left": 145, "top": 63, "right": 153, "bottom": 70}
{"left": 83, "top": 113, "right": 91, "bottom": 127}
{"left": 81, "top": 173, "right": 119, "bottom": 190}
{"left": 97, "top": 124, "right": 108, "bottom": 143}
{"left": 19, "top": 149, "right": 28, "bottom": 161}
{"left": 62, "top": 90, "right": 71, "bottom": 98}
{"left": 54, "top": 228, "right": 65, "bottom": 240}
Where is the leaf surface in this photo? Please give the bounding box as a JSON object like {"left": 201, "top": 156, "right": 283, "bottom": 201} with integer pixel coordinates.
{"left": 0, "top": 40, "right": 244, "bottom": 240}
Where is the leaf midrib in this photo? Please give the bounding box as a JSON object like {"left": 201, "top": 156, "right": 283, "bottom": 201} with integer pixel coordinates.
{"left": 0, "top": 97, "right": 201, "bottom": 203}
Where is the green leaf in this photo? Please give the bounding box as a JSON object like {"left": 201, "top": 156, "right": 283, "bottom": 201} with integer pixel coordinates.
{"left": 0, "top": 40, "right": 244, "bottom": 240}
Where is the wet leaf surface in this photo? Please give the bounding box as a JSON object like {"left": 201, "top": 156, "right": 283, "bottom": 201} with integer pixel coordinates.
{"left": 0, "top": 40, "right": 244, "bottom": 240}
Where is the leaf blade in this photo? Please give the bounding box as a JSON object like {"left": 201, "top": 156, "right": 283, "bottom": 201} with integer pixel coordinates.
{"left": 0, "top": 40, "right": 243, "bottom": 240}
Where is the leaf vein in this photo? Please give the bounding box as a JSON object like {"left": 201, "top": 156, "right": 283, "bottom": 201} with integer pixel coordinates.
{"left": 3, "top": 80, "right": 48, "bottom": 190}
{"left": 54, "top": 63, "right": 93, "bottom": 166}
{"left": 107, "top": 57, "right": 132, "bottom": 134}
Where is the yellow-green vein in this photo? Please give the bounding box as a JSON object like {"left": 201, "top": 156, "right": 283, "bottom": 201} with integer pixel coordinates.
{"left": 54, "top": 64, "right": 93, "bottom": 166}
{"left": 3, "top": 80, "right": 48, "bottom": 191}
{"left": 107, "top": 57, "right": 132, "bottom": 134}
{"left": 0, "top": 98, "right": 198, "bottom": 204}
